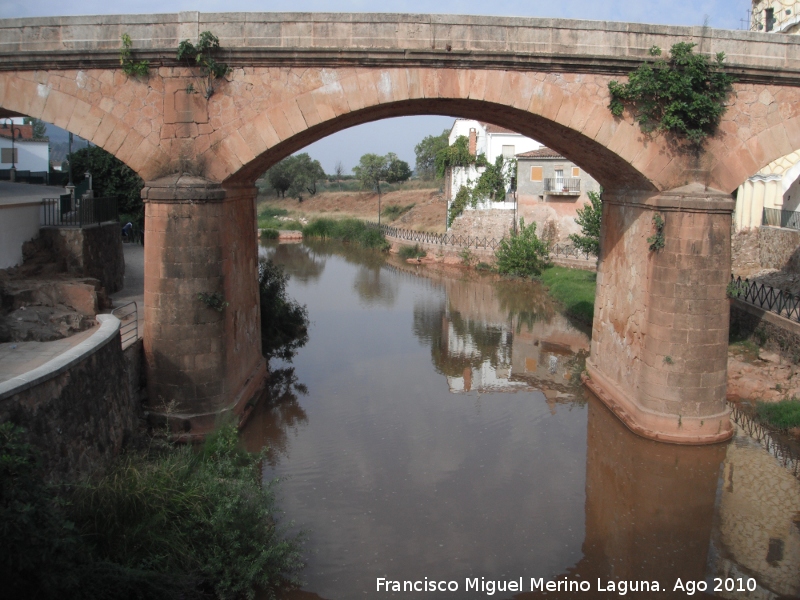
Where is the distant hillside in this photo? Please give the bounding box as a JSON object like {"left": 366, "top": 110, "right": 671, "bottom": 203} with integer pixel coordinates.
{"left": 45, "top": 123, "right": 89, "bottom": 163}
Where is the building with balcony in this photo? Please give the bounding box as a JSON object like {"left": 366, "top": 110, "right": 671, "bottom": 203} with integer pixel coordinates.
{"left": 516, "top": 147, "right": 601, "bottom": 242}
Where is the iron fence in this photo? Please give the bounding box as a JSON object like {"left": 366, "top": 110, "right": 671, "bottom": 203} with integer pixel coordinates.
{"left": 729, "top": 403, "right": 800, "bottom": 481}
{"left": 728, "top": 275, "right": 800, "bottom": 322}
{"left": 544, "top": 178, "right": 581, "bottom": 194}
{"left": 551, "top": 243, "right": 595, "bottom": 261}
{"left": 763, "top": 207, "right": 800, "bottom": 231}
{"left": 42, "top": 195, "right": 118, "bottom": 228}
{"left": 111, "top": 301, "right": 139, "bottom": 350}
{"left": 369, "top": 222, "right": 505, "bottom": 250}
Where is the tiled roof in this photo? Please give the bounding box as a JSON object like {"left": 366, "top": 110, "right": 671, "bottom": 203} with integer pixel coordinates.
{"left": 515, "top": 147, "right": 564, "bottom": 159}
{"left": 479, "top": 121, "right": 519, "bottom": 135}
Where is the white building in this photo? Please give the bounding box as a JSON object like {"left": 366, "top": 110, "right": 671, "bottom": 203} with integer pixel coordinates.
{"left": 0, "top": 120, "right": 50, "bottom": 175}
{"left": 444, "top": 119, "right": 541, "bottom": 215}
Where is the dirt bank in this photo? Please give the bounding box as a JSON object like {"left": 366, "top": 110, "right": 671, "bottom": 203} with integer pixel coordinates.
{"left": 258, "top": 186, "right": 448, "bottom": 233}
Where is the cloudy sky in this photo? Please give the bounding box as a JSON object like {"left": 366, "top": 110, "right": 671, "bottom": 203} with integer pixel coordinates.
{"left": 1, "top": 0, "right": 751, "bottom": 173}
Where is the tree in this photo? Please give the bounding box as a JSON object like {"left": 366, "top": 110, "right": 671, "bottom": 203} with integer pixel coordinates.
{"left": 569, "top": 190, "right": 602, "bottom": 256}
{"left": 414, "top": 129, "right": 449, "bottom": 180}
{"left": 22, "top": 117, "right": 47, "bottom": 139}
{"left": 494, "top": 218, "right": 550, "bottom": 278}
{"left": 258, "top": 259, "right": 309, "bottom": 361}
{"left": 352, "top": 153, "right": 388, "bottom": 195}
{"left": 334, "top": 161, "right": 345, "bottom": 191}
{"left": 67, "top": 145, "right": 144, "bottom": 217}
{"left": 434, "top": 135, "right": 487, "bottom": 179}
{"left": 266, "top": 153, "right": 326, "bottom": 199}
{"left": 384, "top": 152, "right": 411, "bottom": 183}
{"left": 608, "top": 42, "right": 735, "bottom": 147}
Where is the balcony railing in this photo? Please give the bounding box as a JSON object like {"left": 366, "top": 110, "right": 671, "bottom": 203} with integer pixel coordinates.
{"left": 42, "top": 195, "right": 118, "bottom": 228}
{"left": 763, "top": 207, "right": 800, "bottom": 231}
{"left": 543, "top": 178, "right": 581, "bottom": 195}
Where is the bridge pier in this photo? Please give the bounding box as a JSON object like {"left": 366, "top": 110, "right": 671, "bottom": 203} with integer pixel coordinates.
{"left": 141, "top": 175, "right": 265, "bottom": 436}
{"left": 586, "top": 183, "right": 734, "bottom": 444}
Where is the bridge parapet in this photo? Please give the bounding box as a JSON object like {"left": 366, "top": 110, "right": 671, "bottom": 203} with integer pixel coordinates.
{"left": 3, "top": 13, "right": 800, "bottom": 84}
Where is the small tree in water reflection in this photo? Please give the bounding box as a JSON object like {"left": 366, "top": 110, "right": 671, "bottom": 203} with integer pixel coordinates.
{"left": 258, "top": 259, "right": 310, "bottom": 361}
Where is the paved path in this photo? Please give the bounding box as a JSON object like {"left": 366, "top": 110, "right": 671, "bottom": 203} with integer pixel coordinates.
{"left": 0, "top": 180, "right": 64, "bottom": 206}
{"left": 0, "top": 241, "right": 146, "bottom": 383}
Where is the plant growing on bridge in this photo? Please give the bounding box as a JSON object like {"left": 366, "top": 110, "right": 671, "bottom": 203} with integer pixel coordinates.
{"left": 648, "top": 213, "right": 666, "bottom": 252}
{"left": 177, "top": 31, "right": 231, "bottom": 99}
{"left": 198, "top": 291, "right": 229, "bottom": 312}
{"left": 608, "top": 42, "right": 735, "bottom": 147}
{"left": 569, "top": 190, "right": 602, "bottom": 256}
{"left": 119, "top": 33, "right": 150, "bottom": 77}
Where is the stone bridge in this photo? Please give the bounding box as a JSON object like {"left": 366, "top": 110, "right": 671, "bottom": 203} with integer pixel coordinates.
{"left": 3, "top": 12, "right": 800, "bottom": 443}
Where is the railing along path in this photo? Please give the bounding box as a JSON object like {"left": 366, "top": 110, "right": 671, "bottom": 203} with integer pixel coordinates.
{"left": 729, "top": 275, "right": 800, "bottom": 323}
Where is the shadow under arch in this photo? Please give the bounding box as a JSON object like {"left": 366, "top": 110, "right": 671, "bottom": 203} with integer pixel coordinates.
{"left": 224, "top": 97, "right": 658, "bottom": 194}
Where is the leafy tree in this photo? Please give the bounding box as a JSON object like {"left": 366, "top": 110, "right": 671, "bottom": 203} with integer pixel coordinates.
{"left": 495, "top": 218, "right": 550, "bottom": 277}
{"left": 353, "top": 153, "right": 388, "bottom": 195}
{"left": 569, "top": 190, "right": 602, "bottom": 256}
{"left": 266, "top": 153, "right": 326, "bottom": 199}
{"left": 414, "top": 129, "right": 449, "bottom": 180}
{"left": 384, "top": 152, "right": 411, "bottom": 183}
{"left": 608, "top": 42, "right": 735, "bottom": 147}
{"left": 258, "top": 259, "right": 309, "bottom": 361}
{"left": 67, "top": 145, "right": 144, "bottom": 217}
{"left": 22, "top": 117, "right": 47, "bottom": 139}
{"left": 267, "top": 160, "right": 292, "bottom": 198}
{"left": 472, "top": 155, "right": 513, "bottom": 203}
{"left": 435, "top": 135, "right": 487, "bottom": 178}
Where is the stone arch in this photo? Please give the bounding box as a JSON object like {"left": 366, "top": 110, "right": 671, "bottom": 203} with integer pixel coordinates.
{"left": 204, "top": 67, "right": 662, "bottom": 193}
{"left": 0, "top": 70, "right": 172, "bottom": 178}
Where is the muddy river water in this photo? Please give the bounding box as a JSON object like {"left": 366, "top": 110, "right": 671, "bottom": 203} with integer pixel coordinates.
{"left": 242, "top": 240, "right": 800, "bottom": 600}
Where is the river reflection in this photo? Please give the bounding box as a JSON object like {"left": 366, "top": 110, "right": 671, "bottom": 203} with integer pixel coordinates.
{"left": 243, "top": 241, "right": 800, "bottom": 600}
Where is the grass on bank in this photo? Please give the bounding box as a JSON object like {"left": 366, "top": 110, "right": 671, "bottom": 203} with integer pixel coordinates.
{"left": 539, "top": 266, "right": 597, "bottom": 325}
{"left": 398, "top": 244, "right": 427, "bottom": 260}
{"left": 302, "top": 218, "right": 389, "bottom": 250}
{"left": 756, "top": 399, "right": 800, "bottom": 431}
{"left": 381, "top": 203, "right": 414, "bottom": 221}
{"left": 258, "top": 205, "right": 304, "bottom": 231}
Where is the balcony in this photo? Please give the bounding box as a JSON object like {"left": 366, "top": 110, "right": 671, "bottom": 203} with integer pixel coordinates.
{"left": 543, "top": 178, "right": 581, "bottom": 195}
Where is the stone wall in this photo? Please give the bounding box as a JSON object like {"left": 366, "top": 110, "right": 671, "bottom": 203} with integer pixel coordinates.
{"left": 0, "top": 316, "right": 142, "bottom": 482}
{"left": 39, "top": 223, "right": 125, "bottom": 293}
{"left": 732, "top": 226, "right": 800, "bottom": 277}
{"left": 449, "top": 209, "right": 514, "bottom": 241}
{"left": 730, "top": 299, "right": 800, "bottom": 362}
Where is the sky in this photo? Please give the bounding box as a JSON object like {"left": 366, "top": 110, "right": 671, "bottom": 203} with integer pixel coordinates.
{"left": 2, "top": 0, "right": 752, "bottom": 174}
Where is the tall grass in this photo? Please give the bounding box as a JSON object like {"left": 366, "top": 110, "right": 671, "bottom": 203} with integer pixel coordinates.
{"left": 756, "top": 399, "right": 800, "bottom": 430}
{"left": 258, "top": 205, "right": 303, "bottom": 230}
{"left": 302, "top": 218, "right": 389, "bottom": 250}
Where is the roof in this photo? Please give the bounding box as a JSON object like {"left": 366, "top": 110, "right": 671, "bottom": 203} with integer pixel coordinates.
{"left": 479, "top": 122, "right": 520, "bottom": 135}
{"left": 0, "top": 123, "right": 48, "bottom": 143}
{"left": 515, "top": 147, "right": 564, "bottom": 159}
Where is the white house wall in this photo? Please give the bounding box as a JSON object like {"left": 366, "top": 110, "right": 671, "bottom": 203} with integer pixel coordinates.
{"left": 0, "top": 200, "right": 41, "bottom": 268}
{"left": 0, "top": 138, "right": 49, "bottom": 172}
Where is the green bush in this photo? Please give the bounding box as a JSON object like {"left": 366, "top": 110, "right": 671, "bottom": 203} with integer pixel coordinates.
{"left": 302, "top": 218, "right": 389, "bottom": 250}
{"left": 756, "top": 399, "right": 800, "bottom": 431}
{"left": 494, "top": 219, "right": 550, "bottom": 277}
{"left": 381, "top": 204, "right": 414, "bottom": 221}
{"left": 260, "top": 228, "right": 279, "bottom": 240}
{"left": 259, "top": 259, "right": 309, "bottom": 361}
{"left": 398, "top": 244, "right": 427, "bottom": 259}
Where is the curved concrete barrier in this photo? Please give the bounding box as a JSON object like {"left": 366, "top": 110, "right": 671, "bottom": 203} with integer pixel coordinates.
{"left": 0, "top": 314, "right": 120, "bottom": 400}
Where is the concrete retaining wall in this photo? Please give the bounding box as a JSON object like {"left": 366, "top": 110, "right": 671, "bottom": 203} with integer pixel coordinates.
{"left": 0, "top": 315, "right": 142, "bottom": 482}
{"left": 0, "top": 199, "right": 41, "bottom": 269}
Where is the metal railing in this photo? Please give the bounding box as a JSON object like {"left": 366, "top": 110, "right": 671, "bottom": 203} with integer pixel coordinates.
{"left": 544, "top": 178, "right": 581, "bottom": 194}
{"left": 369, "top": 222, "right": 505, "bottom": 250}
{"left": 729, "top": 403, "right": 800, "bottom": 481}
{"left": 763, "top": 207, "right": 800, "bottom": 231}
{"left": 112, "top": 301, "right": 139, "bottom": 350}
{"left": 728, "top": 275, "right": 800, "bottom": 322}
{"left": 551, "top": 243, "right": 595, "bottom": 261}
{"left": 42, "top": 195, "right": 118, "bottom": 228}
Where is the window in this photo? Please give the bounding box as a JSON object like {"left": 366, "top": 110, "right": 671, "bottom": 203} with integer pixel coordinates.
{"left": 766, "top": 8, "right": 775, "bottom": 31}
{"left": 1, "top": 147, "right": 17, "bottom": 164}
{"left": 554, "top": 168, "right": 564, "bottom": 184}
{"left": 572, "top": 167, "right": 580, "bottom": 178}
{"left": 530, "top": 166, "right": 543, "bottom": 182}
{"left": 502, "top": 145, "right": 515, "bottom": 158}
